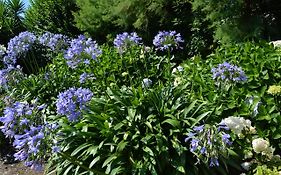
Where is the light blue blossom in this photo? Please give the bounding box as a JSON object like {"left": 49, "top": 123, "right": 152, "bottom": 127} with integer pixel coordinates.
{"left": 56, "top": 87, "right": 94, "bottom": 122}
{"left": 153, "top": 31, "right": 184, "bottom": 51}
{"left": 64, "top": 35, "right": 102, "bottom": 68}
{"left": 39, "top": 32, "right": 69, "bottom": 51}
{"left": 114, "top": 32, "right": 142, "bottom": 53}
{"left": 4, "top": 31, "right": 37, "bottom": 66}
{"left": 211, "top": 62, "right": 247, "bottom": 83}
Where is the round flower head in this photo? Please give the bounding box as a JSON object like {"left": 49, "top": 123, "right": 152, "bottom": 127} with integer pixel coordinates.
{"left": 39, "top": 32, "right": 69, "bottom": 51}
{"left": 220, "top": 116, "right": 252, "bottom": 135}
{"left": 56, "top": 87, "right": 93, "bottom": 122}
{"left": 64, "top": 35, "right": 102, "bottom": 68}
{"left": 114, "top": 32, "right": 142, "bottom": 53}
{"left": 252, "top": 138, "right": 270, "bottom": 153}
{"left": 4, "top": 31, "right": 37, "bottom": 66}
{"left": 211, "top": 62, "right": 247, "bottom": 83}
{"left": 267, "top": 85, "right": 281, "bottom": 95}
{"left": 153, "top": 31, "right": 184, "bottom": 51}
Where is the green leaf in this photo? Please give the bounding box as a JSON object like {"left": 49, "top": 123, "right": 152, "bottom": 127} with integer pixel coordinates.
{"left": 117, "top": 140, "right": 127, "bottom": 152}
{"left": 273, "top": 133, "right": 281, "bottom": 139}
{"left": 71, "top": 143, "right": 92, "bottom": 156}
{"left": 183, "top": 100, "right": 197, "bottom": 117}
{"left": 190, "top": 111, "right": 211, "bottom": 127}
{"left": 89, "top": 156, "right": 100, "bottom": 168}
{"left": 177, "top": 166, "right": 185, "bottom": 173}
{"left": 143, "top": 146, "right": 154, "bottom": 157}
{"left": 110, "top": 167, "right": 123, "bottom": 175}
{"left": 162, "top": 119, "right": 180, "bottom": 127}
{"left": 102, "top": 155, "right": 117, "bottom": 168}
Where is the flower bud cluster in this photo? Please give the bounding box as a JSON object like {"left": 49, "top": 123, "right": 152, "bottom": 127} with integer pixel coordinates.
{"left": 185, "top": 124, "right": 232, "bottom": 167}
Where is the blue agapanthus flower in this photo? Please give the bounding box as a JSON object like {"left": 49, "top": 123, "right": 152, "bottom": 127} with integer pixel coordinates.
{"left": 185, "top": 124, "right": 232, "bottom": 167}
{"left": 79, "top": 73, "right": 95, "bottom": 83}
{"left": 0, "top": 66, "right": 23, "bottom": 89}
{"left": 114, "top": 32, "right": 142, "bottom": 53}
{"left": 13, "top": 125, "right": 45, "bottom": 172}
{"left": 153, "top": 31, "right": 184, "bottom": 51}
{"left": 64, "top": 35, "right": 102, "bottom": 68}
{"left": 39, "top": 32, "right": 69, "bottom": 51}
{"left": 56, "top": 87, "right": 93, "bottom": 122}
{"left": 211, "top": 62, "right": 247, "bottom": 83}
{"left": 4, "top": 31, "right": 37, "bottom": 66}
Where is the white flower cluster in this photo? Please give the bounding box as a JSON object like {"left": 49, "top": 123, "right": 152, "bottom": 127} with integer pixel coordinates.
{"left": 220, "top": 116, "right": 255, "bottom": 136}
{"left": 252, "top": 138, "right": 274, "bottom": 158}
{"left": 270, "top": 40, "right": 281, "bottom": 48}
{"left": 0, "top": 44, "right": 6, "bottom": 57}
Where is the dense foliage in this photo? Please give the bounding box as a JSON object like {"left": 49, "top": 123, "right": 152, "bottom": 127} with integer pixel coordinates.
{"left": 0, "top": 1, "right": 281, "bottom": 175}
{"left": 0, "top": 0, "right": 26, "bottom": 45}
{"left": 192, "top": 0, "right": 281, "bottom": 43}
{"left": 24, "top": 0, "right": 80, "bottom": 36}
{"left": 74, "top": 0, "right": 192, "bottom": 43}
{"left": 0, "top": 30, "right": 280, "bottom": 175}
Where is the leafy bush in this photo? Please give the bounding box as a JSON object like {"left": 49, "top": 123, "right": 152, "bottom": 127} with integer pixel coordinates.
{"left": 0, "top": 30, "right": 280, "bottom": 175}
{"left": 24, "top": 0, "right": 80, "bottom": 36}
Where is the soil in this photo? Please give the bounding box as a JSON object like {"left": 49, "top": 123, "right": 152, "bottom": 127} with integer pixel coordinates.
{"left": 0, "top": 135, "right": 44, "bottom": 175}
{"left": 0, "top": 161, "right": 43, "bottom": 175}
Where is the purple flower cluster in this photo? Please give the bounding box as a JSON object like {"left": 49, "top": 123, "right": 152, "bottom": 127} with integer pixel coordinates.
{"left": 79, "top": 73, "right": 95, "bottom": 83}
{"left": 0, "top": 66, "right": 23, "bottom": 89}
{"left": 0, "top": 66, "right": 14, "bottom": 89}
{"left": 56, "top": 87, "right": 94, "bottom": 122}
{"left": 153, "top": 31, "right": 184, "bottom": 51}
{"left": 0, "top": 99, "right": 49, "bottom": 171}
{"left": 3, "top": 31, "right": 37, "bottom": 66}
{"left": 185, "top": 124, "right": 232, "bottom": 167}
{"left": 64, "top": 35, "right": 102, "bottom": 68}
{"left": 39, "top": 32, "right": 69, "bottom": 51}
{"left": 0, "top": 101, "right": 35, "bottom": 137}
{"left": 211, "top": 62, "right": 247, "bottom": 83}
{"left": 13, "top": 125, "right": 45, "bottom": 171}
{"left": 114, "top": 32, "right": 142, "bottom": 53}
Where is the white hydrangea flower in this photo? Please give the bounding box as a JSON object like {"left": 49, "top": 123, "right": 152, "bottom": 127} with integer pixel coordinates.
{"left": 270, "top": 40, "right": 281, "bottom": 48}
{"left": 261, "top": 146, "right": 275, "bottom": 158}
{"left": 252, "top": 138, "right": 270, "bottom": 153}
{"left": 241, "top": 162, "right": 251, "bottom": 171}
{"left": 220, "top": 116, "right": 252, "bottom": 135}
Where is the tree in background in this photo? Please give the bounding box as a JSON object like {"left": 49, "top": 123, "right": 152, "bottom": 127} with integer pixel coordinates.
{"left": 192, "top": 0, "right": 281, "bottom": 43}
{"left": 0, "top": 0, "right": 26, "bottom": 45}
{"left": 74, "top": 0, "right": 193, "bottom": 44}
{"left": 24, "top": 0, "right": 80, "bottom": 36}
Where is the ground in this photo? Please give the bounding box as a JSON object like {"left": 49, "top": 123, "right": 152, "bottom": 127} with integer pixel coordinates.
{"left": 0, "top": 161, "right": 43, "bottom": 175}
